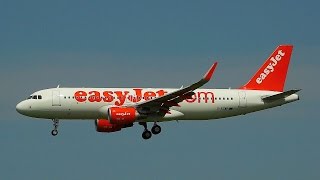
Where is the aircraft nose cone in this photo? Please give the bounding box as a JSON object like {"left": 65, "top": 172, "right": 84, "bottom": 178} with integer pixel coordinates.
{"left": 16, "top": 101, "right": 27, "bottom": 115}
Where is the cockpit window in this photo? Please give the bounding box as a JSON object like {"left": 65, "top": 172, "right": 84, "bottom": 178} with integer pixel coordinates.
{"left": 28, "top": 95, "right": 42, "bottom": 100}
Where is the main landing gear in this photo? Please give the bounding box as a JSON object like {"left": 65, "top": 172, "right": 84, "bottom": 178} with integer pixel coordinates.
{"left": 51, "top": 119, "right": 59, "bottom": 136}
{"left": 139, "top": 122, "right": 162, "bottom": 140}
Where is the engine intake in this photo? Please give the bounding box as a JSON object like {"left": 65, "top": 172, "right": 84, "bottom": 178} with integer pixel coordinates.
{"left": 95, "top": 119, "right": 122, "bottom": 132}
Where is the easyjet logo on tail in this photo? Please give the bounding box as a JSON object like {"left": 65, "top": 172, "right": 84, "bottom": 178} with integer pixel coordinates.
{"left": 256, "top": 50, "right": 285, "bottom": 84}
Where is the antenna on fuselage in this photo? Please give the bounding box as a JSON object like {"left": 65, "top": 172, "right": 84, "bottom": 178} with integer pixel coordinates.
{"left": 57, "top": 85, "right": 60, "bottom": 88}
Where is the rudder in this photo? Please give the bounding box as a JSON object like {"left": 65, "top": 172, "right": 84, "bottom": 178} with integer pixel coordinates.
{"left": 240, "top": 45, "right": 293, "bottom": 92}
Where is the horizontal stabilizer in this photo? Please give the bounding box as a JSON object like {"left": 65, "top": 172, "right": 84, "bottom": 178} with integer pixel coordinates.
{"left": 262, "top": 89, "right": 301, "bottom": 101}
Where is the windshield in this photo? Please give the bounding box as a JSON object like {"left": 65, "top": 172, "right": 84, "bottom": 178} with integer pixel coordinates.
{"left": 27, "top": 95, "right": 42, "bottom": 100}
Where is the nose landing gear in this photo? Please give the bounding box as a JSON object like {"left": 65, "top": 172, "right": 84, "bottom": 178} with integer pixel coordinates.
{"left": 51, "top": 119, "right": 59, "bottom": 136}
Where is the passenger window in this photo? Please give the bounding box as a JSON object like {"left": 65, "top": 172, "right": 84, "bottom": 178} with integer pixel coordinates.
{"left": 38, "top": 95, "right": 42, "bottom": 99}
{"left": 32, "top": 95, "right": 37, "bottom": 99}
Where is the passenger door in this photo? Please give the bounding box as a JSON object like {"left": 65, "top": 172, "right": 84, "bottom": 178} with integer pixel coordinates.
{"left": 52, "top": 90, "right": 61, "bottom": 106}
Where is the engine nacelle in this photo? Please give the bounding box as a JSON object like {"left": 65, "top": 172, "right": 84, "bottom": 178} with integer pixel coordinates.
{"left": 95, "top": 119, "right": 122, "bottom": 133}
{"left": 107, "top": 107, "right": 140, "bottom": 125}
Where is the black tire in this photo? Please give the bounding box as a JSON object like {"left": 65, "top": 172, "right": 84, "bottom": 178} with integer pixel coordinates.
{"left": 151, "top": 125, "right": 161, "bottom": 135}
{"left": 142, "top": 130, "right": 152, "bottom": 140}
{"left": 51, "top": 130, "right": 58, "bottom": 136}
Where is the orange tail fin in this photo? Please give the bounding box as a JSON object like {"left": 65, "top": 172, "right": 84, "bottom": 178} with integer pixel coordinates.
{"left": 240, "top": 45, "right": 293, "bottom": 92}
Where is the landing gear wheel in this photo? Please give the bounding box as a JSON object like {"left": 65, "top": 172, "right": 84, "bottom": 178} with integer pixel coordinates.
{"left": 142, "top": 130, "right": 152, "bottom": 140}
{"left": 151, "top": 125, "right": 161, "bottom": 135}
{"left": 51, "top": 129, "right": 58, "bottom": 136}
{"left": 51, "top": 119, "right": 59, "bottom": 136}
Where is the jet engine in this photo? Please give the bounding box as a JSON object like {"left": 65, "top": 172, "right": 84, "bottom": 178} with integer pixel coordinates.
{"left": 95, "top": 119, "right": 123, "bottom": 132}
{"left": 107, "top": 107, "right": 140, "bottom": 125}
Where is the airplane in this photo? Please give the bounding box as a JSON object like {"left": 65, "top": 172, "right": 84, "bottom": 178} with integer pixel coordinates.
{"left": 16, "top": 45, "right": 300, "bottom": 140}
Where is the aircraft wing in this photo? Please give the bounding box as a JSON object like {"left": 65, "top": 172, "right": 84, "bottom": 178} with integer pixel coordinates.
{"left": 132, "top": 62, "right": 218, "bottom": 113}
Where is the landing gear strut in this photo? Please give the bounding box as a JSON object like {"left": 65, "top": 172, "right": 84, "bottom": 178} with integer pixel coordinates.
{"left": 51, "top": 119, "right": 59, "bottom": 136}
{"left": 139, "top": 122, "right": 162, "bottom": 140}
{"left": 139, "top": 122, "right": 152, "bottom": 140}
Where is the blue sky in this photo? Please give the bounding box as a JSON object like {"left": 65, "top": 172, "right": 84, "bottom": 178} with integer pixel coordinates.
{"left": 0, "top": 0, "right": 319, "bottom": 179}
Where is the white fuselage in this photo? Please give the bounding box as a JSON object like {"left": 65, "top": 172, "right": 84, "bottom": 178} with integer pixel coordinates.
{"left": 16, "top": 88, "right": 299, "bottom": 122}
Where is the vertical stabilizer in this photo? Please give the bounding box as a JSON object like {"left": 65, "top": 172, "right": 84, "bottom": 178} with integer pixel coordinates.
{"left": 240, "top": 45, "right": 293, "bottom": 92}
